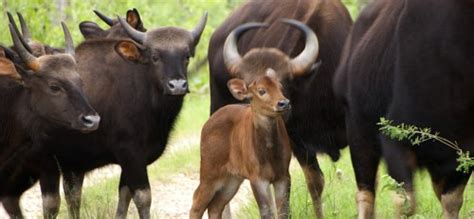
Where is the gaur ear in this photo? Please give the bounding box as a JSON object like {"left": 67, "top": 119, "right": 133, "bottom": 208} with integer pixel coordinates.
{"left": 0, "top": 49, "right": 22, "bottom": 80}
{"left": 79, "top": 21, "right": 105, "bottom": 39}
{"left": 115, "top": 40, "right": 143, "bottom": 62}
{"left": 227, "top": 78, "right": 249, "bottom": 101}
{"left": 126, "top": 9, "right": 143, "bottom": 29}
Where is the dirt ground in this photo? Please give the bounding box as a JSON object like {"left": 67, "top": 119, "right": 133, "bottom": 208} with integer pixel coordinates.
{"left": 0, "top": 136, "right": 252, "bottom": 219}
{"left": 0, "top": 165, "right": 251, "bottom": 219}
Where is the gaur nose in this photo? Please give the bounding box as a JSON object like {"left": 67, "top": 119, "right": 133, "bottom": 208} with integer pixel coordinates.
{"left": 167, "top": 79, "right": 188, "bottom": 95}
{"left": 79, "top": 113, "right": 101, "bottom": 130}
{"left": 277, "top": 99, "right": 291, "bottom": 111}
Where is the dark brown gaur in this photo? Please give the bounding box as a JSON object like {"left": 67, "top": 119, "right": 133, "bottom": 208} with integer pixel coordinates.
{"left": 1, "top": 18, "right": 100, "bottom": 219}
{"left": 2, "top": 10, "right": 208, "bottom": 219}
{"left": 334, "top": 0, "right": 474, "bottom": 218}
{"left": 10, "top": 10, "right": 209, "bottom": 219}
{"left": 190, "top": 70, "right": 292, "bottom": 219}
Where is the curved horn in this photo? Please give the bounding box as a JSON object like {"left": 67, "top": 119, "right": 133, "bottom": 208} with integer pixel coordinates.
{"left": 190, "top": 11, "right": 208, "bottom": 46}
{"left": 17, "top": 12, "right": 32, "bottom": 43}
{"left": 223, "top": 22, "right": 268, "bottom": 75}
{"left": 7, "top": 11, "right": 33, "bottom": 54}
{"left": 118, "top": 16, "right": 145, "bottom": 44}
{"left": 281, "top": 19, "right": 319, "bottom": 76}
{"left": 93, "top": 10, "right": 114, "bottom": 26}
{"left": 61, "top": 22, "right": 75, "bottom": 56}
{"left": 8, "top": 23, "right": 40, "bottom": 71}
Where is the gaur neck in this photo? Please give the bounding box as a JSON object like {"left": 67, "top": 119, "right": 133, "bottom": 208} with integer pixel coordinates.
{"left": 250, "top": 110, "right": 281, "bottom": 149}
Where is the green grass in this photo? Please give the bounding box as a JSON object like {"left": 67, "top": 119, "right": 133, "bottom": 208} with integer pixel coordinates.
{"left": 237, "top": 149, "right": 474, "bottom": 218}
{"left": 169, "top": 93, "right": 210, "bottom": 141}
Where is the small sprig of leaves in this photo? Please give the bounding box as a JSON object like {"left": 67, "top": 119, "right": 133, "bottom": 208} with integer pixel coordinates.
{"left": 381, "top": 174, "right": 406, "bottom": 195}
{"left": 380, "top": 175, "right": 411, "bottom": 215}
{"left": 378, "top": 117, "right": 473, "bottom": 174}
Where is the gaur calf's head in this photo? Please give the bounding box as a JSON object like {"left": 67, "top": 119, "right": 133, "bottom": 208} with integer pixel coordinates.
{"left": 79, "top": 8, "right": 146, "bottom": 39}
{"left": 114, "top": 12, "right": 208, "bottom": 95}
{"left": 223, "top": 19, "right": 319, "bottom": 95}
{"left": 228, "top": 70, "right": 290, "bottom": 117}
{"left": 6, "top": 22, "right": 100, "bottom": 132}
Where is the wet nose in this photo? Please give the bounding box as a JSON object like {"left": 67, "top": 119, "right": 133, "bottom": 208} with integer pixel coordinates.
{"left": 167, "top": 79, "right": 188, "bottom": 95}
{"left": 277, "top": 99, "right": 291, "bottom": 111}
{"left": 79, "top": 113, "right": 100, "bottom": 131}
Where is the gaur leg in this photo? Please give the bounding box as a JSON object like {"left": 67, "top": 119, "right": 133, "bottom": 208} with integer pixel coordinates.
{"left": 250, "top": 180, "right": 275, "bottom": 219}
{"left": 207, "top": 177, "right": 243, "bottom": 219}
{"left": 39, "top": 167, "right": 61, "bottom": 219}
{"left": 209, "top": 67, "right": 239, "bottom": 218}
{"left": 431, "top": 171, "right": 469, "bottom": 219}
{"left": 380, "top": 139, "right": 416, "bottom": 217}
{"left": 346, "top": 112, "right": 381, "bottom": 219}
{"left": 273, "top": 175, "right": 291, "bottom": 219}
{"left": 1, "top": 168, "right": 40, "bottom": 219}
{"left": 291, "top": 141, "right": 324, "bottom": 219}
{"left": 116, "top": 146, "right": 151, "bottom": 219}
{"left": 115, "top": 173, "right": 132, "bottom": 219}
{"left": 2, "top": 196, "right": 23, "bottom": 219}
{"left": 190, "top": 180, "right": 220, "bottom": 219}
{"left": 63, "top": 171, "right": 85, "bottom": 219}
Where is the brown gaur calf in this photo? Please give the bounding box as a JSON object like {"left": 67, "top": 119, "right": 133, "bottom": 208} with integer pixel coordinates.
{"left": 190, "top": 69, "right": 292, "bottom": 219}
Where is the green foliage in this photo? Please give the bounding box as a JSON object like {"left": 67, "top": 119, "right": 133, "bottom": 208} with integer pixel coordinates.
{"left": 380, "top": 174, "right": 405, "bottom": 195}
{"left": 457, "top": 151, "right": 474, "bottom": 174}
{"left": 380, "top": 174, "right": 411, "bottom": 216}
{"left": 341, "top": 0, "right": 360, "bottom": 19}
{"left": 378, "top": 117, "right": 474, "bottom": 174}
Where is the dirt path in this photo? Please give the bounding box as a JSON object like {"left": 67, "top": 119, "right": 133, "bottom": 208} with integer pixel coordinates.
{"left": 0, "top": 135, "right": 252, "bottom": 219}
{"left": 127, "top": 173, "right": 252, "bottom": 219}
{"left": 0, "top": 167, "right": 252, "bottom": 219}
{"left": 0, "top": 164, "right": 122, "bottom": 218}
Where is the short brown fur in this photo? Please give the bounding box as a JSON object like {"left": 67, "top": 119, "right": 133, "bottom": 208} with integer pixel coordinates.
{"left": 191, "top": 72, "right": 292, "bottom": 219}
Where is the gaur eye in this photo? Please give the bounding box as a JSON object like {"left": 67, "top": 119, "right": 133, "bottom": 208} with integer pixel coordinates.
{"left": 258, "top": 89, "right": 266, "bottom": 96}
{"left": 50, "top": 85, "right": 61, "bottom": 93}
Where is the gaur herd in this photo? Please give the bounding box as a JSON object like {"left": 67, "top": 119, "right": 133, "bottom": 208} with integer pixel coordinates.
{"left": 0, "top": 0, "right": 472, "bottom": 218}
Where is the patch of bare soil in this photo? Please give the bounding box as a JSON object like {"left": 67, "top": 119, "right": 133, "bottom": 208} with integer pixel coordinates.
{"left": 127, "top": 173, "right": 252, "bottom": 219}
{"left": 0, "top": 164, "right": 122, "bottom": 218}
{"left": 0, "top": 169, "right": 251, "bottom": 219}
{"left": 0, "top": 135, "right": 252, "bottom": 218}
